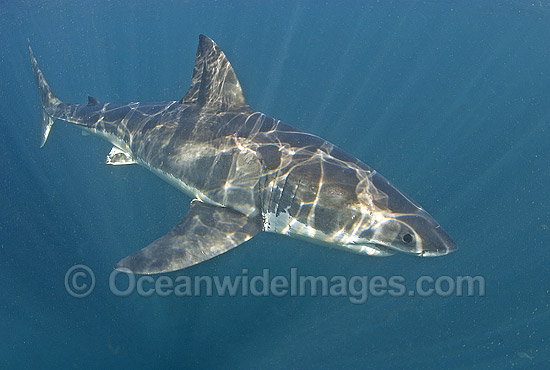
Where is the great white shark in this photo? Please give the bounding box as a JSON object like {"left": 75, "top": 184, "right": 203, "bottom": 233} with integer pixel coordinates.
{"left": 30, "top": 35, "right": 456, "bottom": 274}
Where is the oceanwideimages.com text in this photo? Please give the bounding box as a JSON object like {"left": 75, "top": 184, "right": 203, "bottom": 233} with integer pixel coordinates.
{"left": 65, "top": 265, "right": 485, "bottom": 304}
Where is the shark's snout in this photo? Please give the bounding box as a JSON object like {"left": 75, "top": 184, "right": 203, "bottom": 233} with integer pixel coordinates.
{"left": 396, "top": 212, "right": 457, "bottom": 257}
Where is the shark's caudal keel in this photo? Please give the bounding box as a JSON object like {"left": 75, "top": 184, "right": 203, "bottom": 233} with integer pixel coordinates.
{"left": 30, "top": 35, "right": 456, "bottom": 274}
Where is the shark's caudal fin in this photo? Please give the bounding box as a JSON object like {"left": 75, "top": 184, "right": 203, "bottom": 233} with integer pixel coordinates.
{"left": 29, "top": 45, "right": 62, "bottom": 147}
{"left": 180, "top": 34, "right": 247, "bottom": 111}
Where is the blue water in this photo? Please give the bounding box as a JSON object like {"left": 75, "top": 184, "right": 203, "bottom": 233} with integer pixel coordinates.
{"left": 1, "top": 1, "right": 549, "bottom": 369}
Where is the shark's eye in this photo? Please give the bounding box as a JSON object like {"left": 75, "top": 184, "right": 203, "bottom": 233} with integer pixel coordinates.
{"left": 402, "top": 233, "right": 413, "bottom": 243}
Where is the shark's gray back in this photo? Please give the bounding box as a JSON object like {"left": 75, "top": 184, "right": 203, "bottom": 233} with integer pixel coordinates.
{"left": 54, "top": 88, "right": 387, "bottom": 236}
{"left": 119, "top": 99, "right": 381, "bottom": 238}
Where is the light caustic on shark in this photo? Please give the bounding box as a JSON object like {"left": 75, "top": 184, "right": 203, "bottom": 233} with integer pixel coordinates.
{"left": 30, "top": 35, "right": 457, "bottom": 274}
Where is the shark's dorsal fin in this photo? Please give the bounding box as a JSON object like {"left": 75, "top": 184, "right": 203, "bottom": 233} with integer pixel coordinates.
{"left": 87, "top": 96, "right": 100, "bottom": 105}
{"left": 180, "top": 34, "right": 246, "bottom": 110}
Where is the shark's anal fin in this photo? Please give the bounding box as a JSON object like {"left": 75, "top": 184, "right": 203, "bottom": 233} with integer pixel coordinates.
{"left": 105, "top": 146, "right": 135, "bottom": 165}
{"left": 115, "top": 200, "right": 262, "bottom": 274}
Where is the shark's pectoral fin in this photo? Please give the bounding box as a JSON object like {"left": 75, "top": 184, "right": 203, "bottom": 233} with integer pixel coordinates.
{"left": 105, "top": 146, "right": 136, "bottom": 165}
{"left": 115, "top": 200, "right": 262, "bottom": 274}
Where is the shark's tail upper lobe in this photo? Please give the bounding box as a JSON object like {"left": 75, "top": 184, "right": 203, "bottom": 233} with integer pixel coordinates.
{"left": 29, "top": 45, "right": 63, "bottom": 147}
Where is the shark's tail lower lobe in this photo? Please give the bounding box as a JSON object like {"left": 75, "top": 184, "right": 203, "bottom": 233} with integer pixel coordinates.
{"left": 29, "top": 45, "right": 63, "bottom": 147}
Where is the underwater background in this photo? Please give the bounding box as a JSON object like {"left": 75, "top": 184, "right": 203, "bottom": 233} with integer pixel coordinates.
{"left": 1, "top": 1, "right": 549, "bottom": 369}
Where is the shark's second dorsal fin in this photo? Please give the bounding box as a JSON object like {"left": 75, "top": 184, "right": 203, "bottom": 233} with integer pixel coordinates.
{"left": 180, "top": 34, "right": 246, "bottom": 110}
{"left": 87, "top": 96, "right": 100, "bottom": 105}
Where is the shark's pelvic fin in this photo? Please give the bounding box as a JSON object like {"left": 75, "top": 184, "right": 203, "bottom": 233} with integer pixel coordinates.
{"left": 180, "top": 34, "right": 247, "bottom": 110}
{"left": 105, "top": 146, "right": 136, "bottom": 165}
{"left": 115, "top": 200, "right": 262, "bottom": 274}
